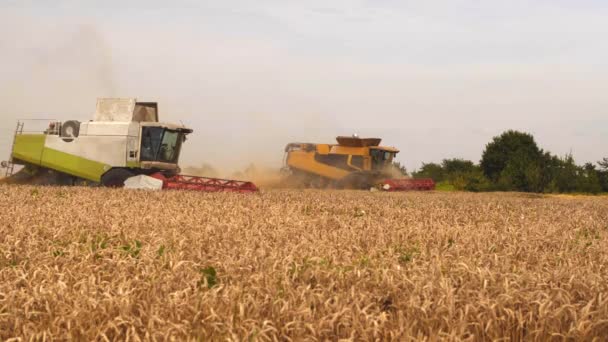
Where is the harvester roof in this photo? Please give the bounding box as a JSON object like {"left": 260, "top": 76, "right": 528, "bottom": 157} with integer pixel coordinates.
{"left": 140, "top": 121, "right": 193, "bottom": 133}
{"left": 335, "top": 136, "right": 399, "bottom": 153}
{"left": 94, "top": 98, "right": 159, "bottom": 123}
{"left": 370, "top": 146, "right": 400, "bottom": 153}
{"left": 336, "top": 136, "right": 381, "bottom": 147}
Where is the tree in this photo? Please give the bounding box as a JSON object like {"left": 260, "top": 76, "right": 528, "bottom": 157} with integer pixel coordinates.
{"left": 596, "top": 158, "right": 608, "bottom": 192}
{"left": 599, "top": 158, "right": 608, "bottom": 171}
{"left": 577, "top": 163, "right": 602, "bottom": 194}
{"left": 462, "top": 169, "right": 492, "bottom": 192}
{"left": 441, "top": 159, "right": 476, "bottom": 174}
{"left": 439, "top": 159, "right": 485, "bottom": 190}
{"left": 598, "top": 170, "right": 608, "bottom": 192}
{"left": 496, "top": 149, "right": 543, "bottom": 192}
{"left": 412, "top": 163, "right": 444, "bottom": 182}
{"left": 481, "top": 130, "right": 542, "bottom": 184}
{"left": 538, "top": 151, "right": 561, "bottom": 192}
{"left": 547, "top": 154, "right": 579, "bottom": 193}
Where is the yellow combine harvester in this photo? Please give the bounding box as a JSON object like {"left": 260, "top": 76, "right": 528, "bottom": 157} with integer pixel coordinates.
{"left": 283, "top": 136, "right": 434, "bottom": 191}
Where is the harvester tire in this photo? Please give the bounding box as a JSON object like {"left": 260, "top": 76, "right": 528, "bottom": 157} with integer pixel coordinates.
{"left": 54, "top": 172, "right": 77, "bottom": 186}
{"left": 61, "top": 120, "right": 80, "bottom": 139}
{"left": 339, "top": 172, "right": 374, "bottom": 190}
{"left": 101, "top": 169, "right": 134, "bottom": 188}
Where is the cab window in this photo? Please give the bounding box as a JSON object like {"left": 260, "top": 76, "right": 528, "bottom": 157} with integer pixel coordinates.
{"left": 141, "top": 127, "right": 184, "bottom": 163}
{"left": 371, "top": 149, "right": 395, "bottom": 170}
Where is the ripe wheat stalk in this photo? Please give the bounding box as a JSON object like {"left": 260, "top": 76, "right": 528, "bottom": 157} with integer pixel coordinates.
{"left": 0, "top": 186, "right": 607, "bottom": 340}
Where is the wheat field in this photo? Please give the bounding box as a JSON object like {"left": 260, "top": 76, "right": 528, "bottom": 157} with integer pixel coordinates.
{"left": 0, "top": 186, "right": 607, "bottom": 341}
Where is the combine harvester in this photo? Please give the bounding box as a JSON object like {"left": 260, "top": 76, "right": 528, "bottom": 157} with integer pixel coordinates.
{"left": 0, "top": 98, "right": 258, "bottom": 193}
{"left": 283, "top": 136, "right": 435, "bottom": 191}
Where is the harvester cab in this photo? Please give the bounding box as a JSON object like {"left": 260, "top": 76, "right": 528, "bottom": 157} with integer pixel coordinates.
{"left": 283, "top": 136, "right": 434, "bottom": 191}
{"left": 1, "top": 98, "right": 258, "bottom": 192}
{"left": 370, "top": 148, "right": 397, "bottom": 170}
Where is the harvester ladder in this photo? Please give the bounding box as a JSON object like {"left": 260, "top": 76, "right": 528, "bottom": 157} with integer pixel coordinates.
{"left": 5, "top": 121, "right": 24, "bottom": 178}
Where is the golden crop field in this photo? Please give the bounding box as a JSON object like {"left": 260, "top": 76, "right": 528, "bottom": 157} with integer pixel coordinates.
{"left": 1, "top": 186, "right": 607, "bottom": 341}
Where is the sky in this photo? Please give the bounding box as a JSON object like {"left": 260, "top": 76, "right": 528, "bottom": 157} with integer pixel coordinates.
{"left": 0, "top": 0, "right": 606, "bottom": 172}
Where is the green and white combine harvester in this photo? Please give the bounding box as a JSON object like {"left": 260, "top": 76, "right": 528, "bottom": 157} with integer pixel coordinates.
{"left": 1, "top": 98, "right": 258, "bottom": 193}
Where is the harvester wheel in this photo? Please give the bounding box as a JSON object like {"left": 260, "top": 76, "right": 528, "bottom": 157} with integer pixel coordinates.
{"left": 309, "top": 176, "right": 327, "bottom": 189}
{"left": 338, "top": 172, "right": 374, "bottom": 190}
{"left": 101, "top": 169, "right": 134, "bottom": 188}
{"left": 281, "top": 170, "right": 307, "bottom": 188}
{"left": 55, "top": 172, "right": 77, "bottom": 186}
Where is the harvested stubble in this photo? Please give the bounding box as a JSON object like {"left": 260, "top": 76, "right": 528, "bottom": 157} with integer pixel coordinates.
{"left": 1, "top": 186, "right": 608, "bottom": 341}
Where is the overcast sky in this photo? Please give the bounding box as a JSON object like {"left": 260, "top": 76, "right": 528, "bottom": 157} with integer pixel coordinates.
{"left": 0, "top": 0, "right": 606, "bottom": 171}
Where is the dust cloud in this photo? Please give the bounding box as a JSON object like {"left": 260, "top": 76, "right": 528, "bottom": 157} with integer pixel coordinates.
{"left": 182, "top": 163, "right": 287, "bottom": 188}
{"left": 0, "top": 19, "right": 117, "bottom": 161}
{"left": 0, "top": 16, "right": 343, "bottom": 173}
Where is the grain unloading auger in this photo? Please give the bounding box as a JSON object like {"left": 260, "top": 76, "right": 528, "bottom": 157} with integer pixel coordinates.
{"left": 283, "top": 136, "right": 435, "bottom": 191}
{"left": 0, "top": 98, "right": 258, "bottom": 193}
